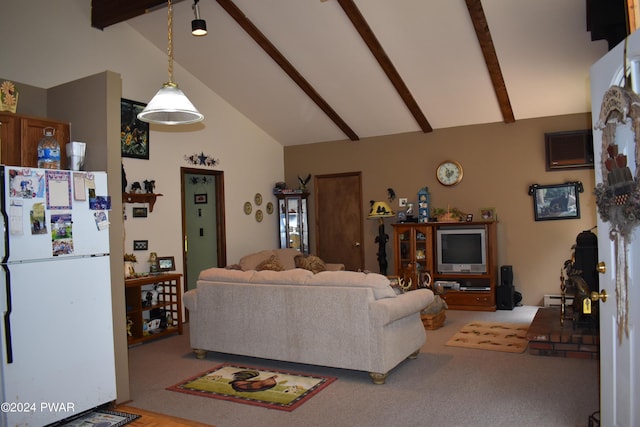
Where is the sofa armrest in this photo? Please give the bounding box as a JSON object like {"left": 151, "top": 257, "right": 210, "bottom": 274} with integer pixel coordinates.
{"left": 369, "top": 289, "right": 434, "bottom": 326}
{"left": 183, "top": 289, "right": 198, "bottom": 312}
{"left": 325, "top": 263, "right": 345, "bottom": 271}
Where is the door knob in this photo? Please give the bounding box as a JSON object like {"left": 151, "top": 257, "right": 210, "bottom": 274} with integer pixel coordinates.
{"left": 353, "top": 242, "right": 361, "bottom": 247}
{"left": 590, "top": 289, "right": 608, "bottom": 303}
{"left": 597, "top": 262, "right": 606, "bottom": 274}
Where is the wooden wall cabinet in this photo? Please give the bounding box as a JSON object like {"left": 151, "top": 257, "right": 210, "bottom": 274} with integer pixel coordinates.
{"left": 0, "top": 112, "right": 70, "bottom": 169}
{"left": 392, "top": 221, "right": 498, "bottom": 311}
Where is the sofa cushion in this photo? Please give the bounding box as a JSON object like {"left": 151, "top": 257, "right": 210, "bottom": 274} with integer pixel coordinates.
{"left": 239, "top": 249, "right": 275, "bottom": 271}
{"left": 294, "top": 254, "right": 327, "bottom": 274}
{"left": 249, "top": 268, "right": 314, "bottom": 285}
{"left": 199, "top": 268, "right": 255, "bottom": 283}
{"left": 255, "top": 254, "right": 285, "bottom": 271}
{"left": 307, "top": 271, "right": 397, "bottom": 299}
{"left": 273, "top": 248, "right": 302, "bottom": 270}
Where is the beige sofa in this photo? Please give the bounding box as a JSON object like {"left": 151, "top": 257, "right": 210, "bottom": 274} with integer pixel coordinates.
{"left": 183, "top": 253, "right": 434, "bottom": 384}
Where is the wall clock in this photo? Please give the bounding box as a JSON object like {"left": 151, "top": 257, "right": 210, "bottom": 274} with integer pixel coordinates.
{"left": 436, "top": 160, "right": 463, "bottom": 186}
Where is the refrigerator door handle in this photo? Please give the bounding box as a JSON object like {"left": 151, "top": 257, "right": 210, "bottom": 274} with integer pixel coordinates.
{"left": 1, "top": 167, "right": 12, "bottom": 363}
{"left": 2, "top": 265, "right": 13, "bottom": 364}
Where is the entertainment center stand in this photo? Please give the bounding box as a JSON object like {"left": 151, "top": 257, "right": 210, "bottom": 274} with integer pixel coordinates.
{"left": 392, "top": 221, "right": 498, "bottom": 311}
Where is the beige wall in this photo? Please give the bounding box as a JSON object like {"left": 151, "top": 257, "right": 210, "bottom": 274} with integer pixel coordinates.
{"left": 284, "top": 113, "right": 596, "bottom": 306}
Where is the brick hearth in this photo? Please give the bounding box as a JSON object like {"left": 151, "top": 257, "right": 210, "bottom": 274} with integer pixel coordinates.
{"left": 526, "top": 307, "right": 599, "bottom": 359}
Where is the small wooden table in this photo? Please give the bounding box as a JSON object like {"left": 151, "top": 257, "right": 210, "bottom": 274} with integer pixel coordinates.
{"left": 125, "top": 273, "right": 183, "bottom": 346}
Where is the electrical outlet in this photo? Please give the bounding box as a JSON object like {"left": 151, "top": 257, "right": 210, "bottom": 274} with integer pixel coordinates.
{"left": 399, "top": 198, "right": 408, "bottom": 207}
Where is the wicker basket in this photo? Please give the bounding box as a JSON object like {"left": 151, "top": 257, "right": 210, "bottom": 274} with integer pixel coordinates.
{"left": 421, "top": 310, "right": 446, "bottom": 330}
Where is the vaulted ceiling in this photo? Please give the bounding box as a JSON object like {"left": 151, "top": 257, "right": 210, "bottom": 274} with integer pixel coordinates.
{"left": 93, "top": 0, "right": 624, "bottom": 146}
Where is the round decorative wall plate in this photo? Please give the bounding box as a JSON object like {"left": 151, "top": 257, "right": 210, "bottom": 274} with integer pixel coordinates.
{"left": 255, "top": 209, "right": 263, "bottom": 222}
{"left": 266, "top": 202, "right": 274, "bottom": 215}
{"left": 254, "top": 193, "right": 263, "bottom": 206}
{"left": 243, "top": 201, "right": 252, "bottom": 215}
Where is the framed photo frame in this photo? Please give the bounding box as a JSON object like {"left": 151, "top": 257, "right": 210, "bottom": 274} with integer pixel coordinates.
{"left": 529, "top": 182, "right": 583, "bottom": 221}
{"left": 121, "top": 98, "right": 150, "bottom": 160}
{"left": 132, "top": 207, "right": 148, "bottom": 218}
{"left": 194, "top": 193, "right": 208, "bottom": 204}
{"left": 133, "top": 240, "right": 148, "bottom": 251}
{"left": 157, "top": 256, "right": 175, "bottom": 272}
{"left": 479, "top": 208, "right": 496, "bottom": 222}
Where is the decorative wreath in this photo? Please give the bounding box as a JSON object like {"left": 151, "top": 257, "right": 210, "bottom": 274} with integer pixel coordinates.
{"left": 594, "top": 84, "right": 640, "bottom": 341}
{"left": 594, "top": 85, "right": 640, "bottom": 238}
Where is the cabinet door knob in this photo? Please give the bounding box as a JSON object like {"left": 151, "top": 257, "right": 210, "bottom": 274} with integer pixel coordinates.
{"left": 353, "top": 242, "right": 360, "bottom": 247}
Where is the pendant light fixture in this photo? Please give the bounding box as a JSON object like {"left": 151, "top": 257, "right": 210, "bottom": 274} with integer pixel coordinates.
{"left": 191, "top": 0, "right": 207, "bottom": 36}
{"left": 137, "top": 0, "right": 204, "bottom": 125}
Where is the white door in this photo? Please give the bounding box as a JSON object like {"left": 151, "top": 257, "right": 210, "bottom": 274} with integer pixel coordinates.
{"left": 590, "top": 31, "right": 640, "bottom": 426}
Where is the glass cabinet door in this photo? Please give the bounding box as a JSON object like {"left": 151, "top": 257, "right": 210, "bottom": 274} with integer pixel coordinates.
{"left": 393, "top": 224, "right": 432, "bottom": 290}
{"left": 277, "top": 193, "right": 309, "bottom": 254}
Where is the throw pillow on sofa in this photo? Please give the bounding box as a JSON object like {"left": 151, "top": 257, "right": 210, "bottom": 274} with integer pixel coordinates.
{"left": 255, "top": 254, "right": 285, "bottom": 271}
{"left": 294, "top": 254, "right": 327, "bottom": 274}
{"left": 239, "top": 249, "right": 275, "bottom": 271}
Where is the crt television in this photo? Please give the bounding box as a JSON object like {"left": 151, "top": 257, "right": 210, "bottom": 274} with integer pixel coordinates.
{"left": 436, "top": 227, "right": 487, "bottom": 274}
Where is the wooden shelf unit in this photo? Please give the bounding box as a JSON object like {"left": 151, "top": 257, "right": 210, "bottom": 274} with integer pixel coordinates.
{"left": 122, "top": 192, "right": 163, "bottom": 212}
{"left": 392, "top": 221, "right": 498, "bottom": 311}
{"left": 125, "top": 273, "right": 183, "bottom": 345}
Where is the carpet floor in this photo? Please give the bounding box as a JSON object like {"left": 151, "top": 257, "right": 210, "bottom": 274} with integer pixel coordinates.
{"left": 126, "top": 306, "right": 599, "bottom": 427}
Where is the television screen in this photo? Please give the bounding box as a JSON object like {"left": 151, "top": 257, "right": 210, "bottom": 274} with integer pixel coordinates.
{"left": 441, "top": 233, "right": 483, "bottom": 264}
{"left": 436, "top": 227, "right": 487, "bottom": 273}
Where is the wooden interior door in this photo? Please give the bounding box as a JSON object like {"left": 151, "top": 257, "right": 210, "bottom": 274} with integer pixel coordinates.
{"left": 314, "top": 172, "right": 363, "bottom": 271}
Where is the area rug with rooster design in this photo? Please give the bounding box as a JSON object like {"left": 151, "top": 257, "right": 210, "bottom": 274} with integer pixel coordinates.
{"left": 446, "top": 321, "right": 531, "bottom": 353}
{"left": 167, "top": 363, "right": 337, "bottom": 411}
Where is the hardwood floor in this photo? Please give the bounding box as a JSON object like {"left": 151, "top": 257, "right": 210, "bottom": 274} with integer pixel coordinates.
{"left": 117, "top": 405, "right": 214, "bottom": 427}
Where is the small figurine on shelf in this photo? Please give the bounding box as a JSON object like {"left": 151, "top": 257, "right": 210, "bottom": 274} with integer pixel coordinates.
{"left": 124, "top": 253, "right": 137, "bottom": 278}
{"left": 130, "top": 182, "right": 142, "bottom": 193}
{"left": 144, "top": 179, "right": 156, "bottom": 194}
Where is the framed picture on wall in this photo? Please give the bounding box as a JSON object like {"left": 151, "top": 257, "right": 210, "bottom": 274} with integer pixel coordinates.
{"left": 121, "top": 98, "right": 150, "bottom": 160}
{"left": 132, "top": 207, "right": 148, "bottom": 218}
{"left": 529, "top": 182, "right": 583, "bottom": 221}
{"left": 194, "top": 193, "right": 208, "bottom": 204}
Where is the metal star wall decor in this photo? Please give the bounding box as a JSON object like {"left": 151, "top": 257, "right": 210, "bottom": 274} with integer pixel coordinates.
{"left": 184, "top": 152, "right": 219, "bottom": 168}
{"left": 189, "top": 176, "right": 211, "bottom": 185}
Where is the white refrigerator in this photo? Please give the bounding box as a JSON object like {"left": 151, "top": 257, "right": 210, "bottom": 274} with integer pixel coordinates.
{"left": 0, "top": 166, "right": 116, "bottom": 427}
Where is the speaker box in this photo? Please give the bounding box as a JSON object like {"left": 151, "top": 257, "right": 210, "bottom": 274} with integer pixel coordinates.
{"left": 497, "top": 265, "right": 514, "bottom": 310}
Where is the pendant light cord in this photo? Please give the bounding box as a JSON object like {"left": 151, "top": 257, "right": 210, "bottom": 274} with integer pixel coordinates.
{"left": 167, "top": 0, "right": 174, "bottom": 84}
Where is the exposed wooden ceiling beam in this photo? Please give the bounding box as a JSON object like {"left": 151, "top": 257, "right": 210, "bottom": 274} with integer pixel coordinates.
{"left": 627, "top": 0, "right": 639, "bottom": 33}
{"left": 216, "top": 0, "right": 359, "bottom": 141}
{"left": 465, "top": 0, "right": 515, "bottom": 124}
{"left": 336, "top": 0, "right": 433, "bottom": 133}
{"left": 92, "top": 0, "right": 170, "bottom": 30}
